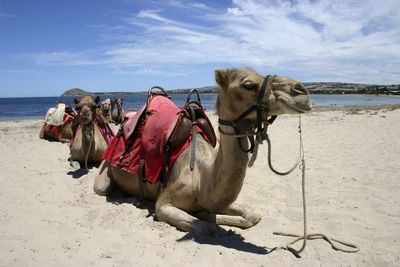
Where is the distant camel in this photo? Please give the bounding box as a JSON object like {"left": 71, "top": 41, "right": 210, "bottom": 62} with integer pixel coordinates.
{"left": 39, "top": 102, "right": 75, "bottom": 143}
{"left": 101, "top": 98, "right": 112, "bottom": 123}
{"left": 111, "top": 98, "right": 125, "bottom": 124}
{"left": 94, "top": 68, "right": 311, "bottom": 235}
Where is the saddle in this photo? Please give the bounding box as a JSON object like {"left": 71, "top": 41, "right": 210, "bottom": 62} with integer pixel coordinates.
{"left": 102, "top": 87, "right": 216, "bottom": 184}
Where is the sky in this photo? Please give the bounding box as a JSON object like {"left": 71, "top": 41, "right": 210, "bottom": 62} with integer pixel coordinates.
{"left": 0, "top": 0, "right": 399, "bottom": 97}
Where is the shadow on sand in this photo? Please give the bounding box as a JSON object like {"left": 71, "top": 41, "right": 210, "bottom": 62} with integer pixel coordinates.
{"left": 177, "top": 229, "right": 274, "bottom": 255}
{"left": 67, "top": 168, "right": 89, "bottom": 179}
{"left": 106, "top": 193, "right": 273, "bottom": 255}
{"left": 66, "top": 162, "right": 100, "bottom": 179}
{"left": 106, "top": 193, "right": 156, "bottom": 218}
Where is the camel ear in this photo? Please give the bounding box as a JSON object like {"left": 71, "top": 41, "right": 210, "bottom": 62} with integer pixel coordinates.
{"left": 215, "top": 69, "right": 228, "bottom": 89}
{"left": 73, "top": 98, "right": 79, "bottom": 105}
{"left": 95, "top": 96, "right": 100, "bottom": 104}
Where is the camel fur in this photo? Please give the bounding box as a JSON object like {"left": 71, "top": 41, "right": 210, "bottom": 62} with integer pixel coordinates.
{"left": 69, "top": 96, "right": 109, "bottom": 168}
{"left": 94, "top": 68, "right": 311, "bottom": 235}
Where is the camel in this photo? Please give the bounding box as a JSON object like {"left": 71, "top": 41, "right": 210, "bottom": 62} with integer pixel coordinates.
{"left": 111, "top": 98, "right": 125, "bottom": 124}
{"left": 101, "top": 98, "right": 112, "bottom": 123}
{"left": 69, "top": 95, "right": 112, "bottom": 168}
{"left": 94, "top": 68, "right": 311, "bottom": 235}
{"left": 39, "top": 103, "right": 75, "bottom": 143}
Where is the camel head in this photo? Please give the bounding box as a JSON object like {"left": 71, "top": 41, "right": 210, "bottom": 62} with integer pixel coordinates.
{"left": 215, "top": 68, "right": 311, "bottom": 124}
{"left": 101, "top": 99, "right": 111, "bottom": 114}
{"left": 74, "top": 95, "right": 100, "bottom": 125}
{"left": 116, "top": 98, "right": 123, "bottom": 110}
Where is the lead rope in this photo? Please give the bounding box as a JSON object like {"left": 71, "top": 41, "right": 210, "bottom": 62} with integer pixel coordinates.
{"left": 250, "top": 115, "right": 359, "bottom": 257}
{"left": 84, "top": 125, "right": 94, "bottom": 171}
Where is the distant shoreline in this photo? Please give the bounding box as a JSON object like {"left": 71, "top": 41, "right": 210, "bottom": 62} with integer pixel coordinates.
{"left": 2, "top": 104, "right": 399, "bottom": 122}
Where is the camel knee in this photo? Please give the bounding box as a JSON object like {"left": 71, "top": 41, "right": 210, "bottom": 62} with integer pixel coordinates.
{"left": 39, "top": 127, "right": 45, "bottom": 139}
{"left": 93, "top": 176, "right": 112, "bottom": 196}
{"left": 93, "top": 161, "right": 113, "bottom": 196}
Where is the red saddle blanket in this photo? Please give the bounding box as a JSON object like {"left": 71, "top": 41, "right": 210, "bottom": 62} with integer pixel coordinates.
{"left": 102, "top": 95, "right": 207, "bottom": 184}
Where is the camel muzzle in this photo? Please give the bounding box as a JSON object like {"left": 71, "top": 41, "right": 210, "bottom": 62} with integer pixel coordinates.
{"left": 273, "top": 82, "right": 311, "bottom": 113}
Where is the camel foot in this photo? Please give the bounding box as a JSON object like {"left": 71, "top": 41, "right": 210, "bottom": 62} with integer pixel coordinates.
{"left": 69, "top": 160, "right": 81, "bottom": 170}
{"left": 194, "top": 205, "right": 262, "bottom": 229}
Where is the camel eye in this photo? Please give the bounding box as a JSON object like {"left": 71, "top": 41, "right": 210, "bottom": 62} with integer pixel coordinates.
{"left": 241, "top": 81, "right": 258, "bottom": 91}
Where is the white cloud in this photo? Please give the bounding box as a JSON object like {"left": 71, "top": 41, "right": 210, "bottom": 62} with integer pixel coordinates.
{"left": 31, "top": 0, "right": 400, "bottom": 83}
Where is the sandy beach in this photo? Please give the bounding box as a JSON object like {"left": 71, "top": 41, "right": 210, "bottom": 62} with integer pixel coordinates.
{"left": 1, "top": 107, "right": 399, "bottom": 266}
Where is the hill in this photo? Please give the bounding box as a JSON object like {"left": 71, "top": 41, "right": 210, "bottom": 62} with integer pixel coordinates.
{"left": 61, "top": 88, "right": 92, "bottom": 96}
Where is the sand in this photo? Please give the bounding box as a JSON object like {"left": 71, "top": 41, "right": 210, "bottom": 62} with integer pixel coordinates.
{"left": 0, "top": 107, "right": 399, "bottom": 266}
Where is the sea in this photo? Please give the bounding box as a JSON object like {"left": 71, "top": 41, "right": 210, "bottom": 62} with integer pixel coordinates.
{"left": 1, "top": 94, "right": 400, "bottom": 120}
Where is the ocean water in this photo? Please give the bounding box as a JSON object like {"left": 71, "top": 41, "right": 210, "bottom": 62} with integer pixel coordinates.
{"left": 0, "top": 94, "right": 400, "bottom": 120}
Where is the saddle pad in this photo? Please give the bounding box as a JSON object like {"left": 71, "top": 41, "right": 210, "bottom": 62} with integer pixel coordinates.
{"left": 102, "top": 121, "right": 203, "bottom": 184}
{"left": 102, "top": 94, "right": 209, "bottom": 184}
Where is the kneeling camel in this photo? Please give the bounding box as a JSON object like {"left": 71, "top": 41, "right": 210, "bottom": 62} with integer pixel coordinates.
{"left": 94, "top": 68, "right": 311, "bottom": 235}
{"left": 70, "top": 96, "right": 113, "bottom": 168}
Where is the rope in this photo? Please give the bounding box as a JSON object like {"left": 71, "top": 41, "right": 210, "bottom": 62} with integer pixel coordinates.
{"left": 84, "top": 125, "right": 94, "bottom": 171}
{"left": 218, "top": 113, "right": 360, "bottom": 256}
{"left": 265, "top": 115, "right": 359, "bottom": 257}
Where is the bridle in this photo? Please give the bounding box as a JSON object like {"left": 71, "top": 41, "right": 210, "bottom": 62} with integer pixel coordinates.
{"left": 218, "top": 75, "right": 278, "bottom": 153}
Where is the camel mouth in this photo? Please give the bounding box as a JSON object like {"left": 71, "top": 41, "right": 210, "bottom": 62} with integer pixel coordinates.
{"left": 274, "top": 90, "right": 312, "bottom": 113}
{"left": 273, "top": 83, "right": 311, "bottom": 113}
{"left": 80, "top": 116, "right": 93, "bottom": 125}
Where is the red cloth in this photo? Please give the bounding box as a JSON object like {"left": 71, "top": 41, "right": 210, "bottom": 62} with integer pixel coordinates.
{"left": 102, "top": 121, "right": 203, "bottom": 184}
{"left": 102, "top": 95, "right": 206, "bottom": 184}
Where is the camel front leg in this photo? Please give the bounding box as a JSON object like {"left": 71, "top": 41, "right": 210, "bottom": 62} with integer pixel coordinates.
{"left": 195, "top": 202, "right": 262, "bottom": 229}
{"left": 156, "top": 202, "right": 218, "bottom": 236}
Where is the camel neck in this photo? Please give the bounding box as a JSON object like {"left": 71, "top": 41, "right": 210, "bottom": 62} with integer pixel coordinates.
{"left": 209, "top": 124, "right": 249, "bottom": 208}
{"left": 81, "top": 122, "right": 95, "bottom": 148}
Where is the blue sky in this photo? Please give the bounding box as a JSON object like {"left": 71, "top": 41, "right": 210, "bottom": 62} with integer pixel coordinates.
{"left": 0, "top": 0, "right": 399, "bottom": 97}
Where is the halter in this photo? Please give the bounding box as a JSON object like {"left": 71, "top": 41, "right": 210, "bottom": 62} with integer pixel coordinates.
{"left": 218, "top": 75, "right": 278, "bottom": 153}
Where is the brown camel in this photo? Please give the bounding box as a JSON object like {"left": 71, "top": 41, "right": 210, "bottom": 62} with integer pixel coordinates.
{"left": 101, "top": 98, "right": 112, "bottom": 123}
{"left": 111, "top": 98, "right": 125, "bottom": 124}
{"left": 69, "top": 96, "right": 110, "bottom": 168}
{"left": 94, "top": 68, "right": 311, "bottom": 235}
